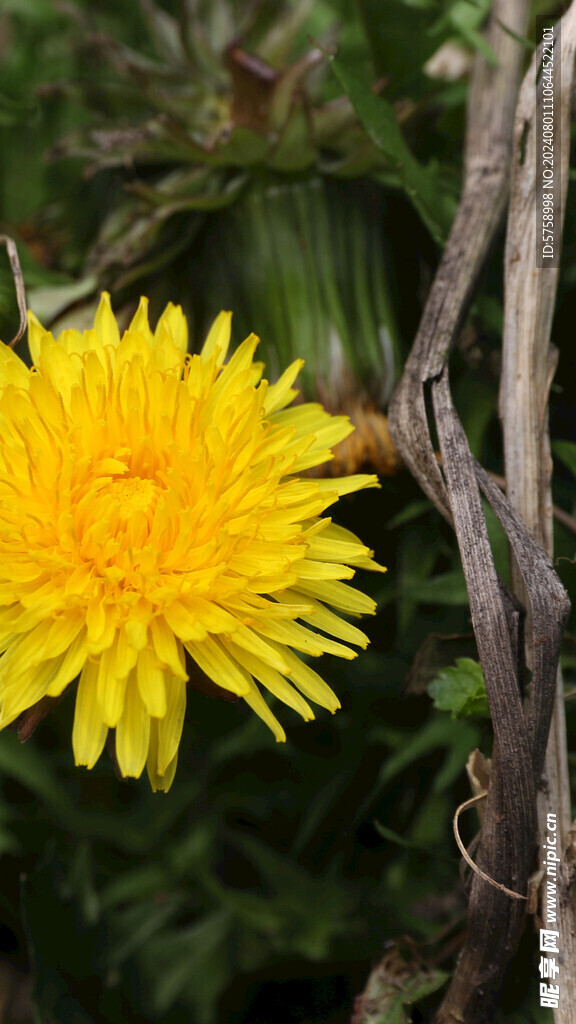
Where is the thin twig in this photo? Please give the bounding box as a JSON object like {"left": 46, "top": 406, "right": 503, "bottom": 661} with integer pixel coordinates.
{"left": 453, "top": 792, "right": 527, "bottom": 901}
{"left": 0, "top": 236, "right": 27, "bottom": 347}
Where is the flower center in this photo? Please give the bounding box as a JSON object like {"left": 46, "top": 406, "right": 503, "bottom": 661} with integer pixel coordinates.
{"left": 108, "top": 476, "right": 159, "bottom": 521}
{"left": 77, "top": 472, "right": 167, "bottom": 560}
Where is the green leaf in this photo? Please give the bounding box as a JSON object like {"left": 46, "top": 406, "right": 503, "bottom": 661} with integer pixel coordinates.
{"left": 483, "top": 501, "right": 510, "bottom": 584}
{"left": 0, "top": 90, "right": 38, "bottom": 127}
{"left": 431, "top": 0, "right": 495, "bottom": 65}
{"left": 142, "top": 911, "right": 231, "bottom": 1020}
{"left": 394, "top": 527, "right": 439, "bottom": 632}
{"left": 326, "top": 52, "right": 449, "bottom": 242}
{"left": 386, "top": 500, "right": 432, "bottom": 529}
{"left": 292, "top": 769, "right": 350, "bottom": 855}
{"left": 99, "top": 863, "right": 170, "bottom": 911}
{"left": 357, "top": 0, "right": 446, "bottom": 94}
{"left": 354, "top": 944, "right": 448, "bottom": 1024}
{"left": 0, "top": 731, "right": 198, "bottom": 854}
{"left": 0, "top": 732, "right": 76, "bottom": 820}
{"left": 553, "top": 439, "right": 576, "bottom": 478}
{"left": 493, "top": 977, "right": 556, "bottom": 1022}
{"left": 374, "top": 821, "right": 455, "bottom": 863}
{"left": 216, "top": 833, "right": 350, "bottom": 960}
{"left": 103, "top": 896, "right": 185, "bottom": 969}
{"left": 66, "top": 842, "right": 100, "bottom": 926}
{"left": 428, "top": 657, "right": 490, "bottom": 719}
{"left": 21, "top": 851, "right": 99, "bottom": 1024}
{"left": 454, "top": 376, "right": 495, "bottom": 460}
{"left": 401, "top": 569, "right": 469, "bottom": 607}
{"left": 210, "top": 714, "right": 278, "bottom": 763}
{"left": 372, "top": 715, "right": 479, "bottom": 788}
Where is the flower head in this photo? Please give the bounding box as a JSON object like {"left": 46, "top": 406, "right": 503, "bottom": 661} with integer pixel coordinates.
{"left": 0, "top": 294, "right": 384, "bottom": 790}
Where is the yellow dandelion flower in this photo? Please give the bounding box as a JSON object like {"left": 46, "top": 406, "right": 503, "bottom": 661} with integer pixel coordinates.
{"left": 0, "top": 293, "right": 385, "bottom": 791}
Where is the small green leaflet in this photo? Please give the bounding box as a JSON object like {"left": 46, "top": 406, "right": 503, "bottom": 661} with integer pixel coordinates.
{"left": 428, "top": 657, "right": 489, "bottom": 719}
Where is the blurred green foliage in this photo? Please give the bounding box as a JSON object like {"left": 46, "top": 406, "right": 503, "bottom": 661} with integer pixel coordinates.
{"left": 1, "top": 1, "right": 574, "bottom": 1022}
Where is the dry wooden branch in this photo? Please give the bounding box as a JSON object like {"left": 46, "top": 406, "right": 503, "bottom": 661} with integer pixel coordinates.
{"left": 388, "top": 0, "right": 529, "bottom": 528}
{"left": 500, "top": 6, "right": 576, "bottom": 1019}
{"left": 388, "top": 1, "right": 573, "bottom": 1021}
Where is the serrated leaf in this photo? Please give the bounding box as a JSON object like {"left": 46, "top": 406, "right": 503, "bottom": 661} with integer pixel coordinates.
{"left": 428, "top": 657, "right": 490, "bottom": 719}
{"left": 326, "top": 51, "right": 449, "bottom": 242}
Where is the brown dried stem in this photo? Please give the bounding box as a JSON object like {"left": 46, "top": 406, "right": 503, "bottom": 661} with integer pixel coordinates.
{"left": 500, "top": 6, "right": 576, "bottom": 1020}
{"left": 387, "top": 1, "right": 572, "bottom": 1021}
